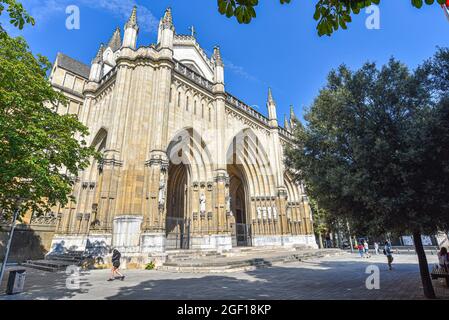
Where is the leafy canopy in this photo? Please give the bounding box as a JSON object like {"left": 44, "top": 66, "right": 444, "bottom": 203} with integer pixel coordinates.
{"left": 217, "top": 0, "right": 446, "bottom": 36}
{"left": 0, "top": 34, "right": 98, "bottom": 219}
{"left": 0, "top": 0, "right": 34, "bottom": 38}
{"left": 285, "top": 48, "right": 449, "bottom": 237}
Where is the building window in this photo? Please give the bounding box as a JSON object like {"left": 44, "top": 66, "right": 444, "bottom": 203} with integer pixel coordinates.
{"left": 202, "top": 104, "right": 204, "bottom": 118}
{"left": 209, "top": 107, "right": 212, "bottom": 122}
{"left": 186, "top": 96, "right": 189, "bottom": 111}
{"left": 194, "top": 101, "right": 197, "bottom": 115}
{"left": 169, "top": 87, "right": 173, "bottom": 103}
{"left": 178, "top": 92, "right": 181, "bottom": 108}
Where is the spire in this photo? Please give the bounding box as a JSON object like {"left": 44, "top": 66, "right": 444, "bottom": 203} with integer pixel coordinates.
{"left": 125, "top": 5, "right": 139, "bottom": 30}
{"left": 268, "top": 87, "right": 274, "bottom": 104}
{"left": 108, "top": 27, "right": 122, "bottom": 52}
{"left": 92, "top": 43, "right": 104, "bottom": 64}
{"left": 161, "top": 7, "right": 174, "bottom": 30}
{"left": 284, "top": 114, "right": 291, "bottom": 131}
{"left": 267, "top": 87, "right": 277, "bottom": 125}
{"left": 213, "top": 46, "right": 223, "bottom": 67}
{"left": 290, "top": 105, "right": 297, "bottom": 128}
{"left": 290, "top": 105, "right": 297, "bottom": 119}
{"left": 123, "top": 6, "right": 139, "bottom": 49}
{"left": 90, "top": 43, "right": 104, "bottom": 82}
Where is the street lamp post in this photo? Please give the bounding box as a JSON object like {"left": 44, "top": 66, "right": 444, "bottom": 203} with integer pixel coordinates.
{"left": 0, "top": 207, "right": 21, "bottom": 287}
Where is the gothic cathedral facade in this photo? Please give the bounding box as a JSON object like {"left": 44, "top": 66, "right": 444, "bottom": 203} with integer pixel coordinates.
{"left": 48, "top": 7, "right": 317, "bottom": 261}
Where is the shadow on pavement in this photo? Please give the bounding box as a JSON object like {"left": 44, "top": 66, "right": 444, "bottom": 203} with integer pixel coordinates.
{"left": 0, "top": 257, "right": 448, "bottom": 300}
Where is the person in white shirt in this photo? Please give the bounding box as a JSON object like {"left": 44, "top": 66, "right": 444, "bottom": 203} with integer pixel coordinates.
{"left": 363, "top": 240, "right": 371, "bottom": 258}
{"left": 374, "top": 242, "right": 379, "bottom": 255}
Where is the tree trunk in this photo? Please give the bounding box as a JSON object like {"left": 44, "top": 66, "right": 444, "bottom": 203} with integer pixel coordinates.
{"left": 318, "top": 232, "right": 324, "bottom": 249}
{"left": 413, "top": 231, "right": 436, "bottom": 299}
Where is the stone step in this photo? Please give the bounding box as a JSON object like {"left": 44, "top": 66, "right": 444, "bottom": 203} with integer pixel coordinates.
{"left": 45, "top": 255, "right": 83, "bottom": 263}
{"left": 28, "top": 259, "right": 74, "bottom": 268}
{"left": 21, "top": 263, "right": 59, "bottom": 272}
{"left": 160, "top": 249, "right": 344, "bottom": 273}
{"left": 21, "top": 257, "right": 81, "bottom": 272}
{"left": 166, "top": 253, "right": 224, "bottom": 261}
{"left": 158, "top": 260, "right": 273, "bottom": 273}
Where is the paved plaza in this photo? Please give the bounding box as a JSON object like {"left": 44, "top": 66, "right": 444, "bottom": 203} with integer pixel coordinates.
{"left": 1, "top": 252, "right": 448, "bottom": 300}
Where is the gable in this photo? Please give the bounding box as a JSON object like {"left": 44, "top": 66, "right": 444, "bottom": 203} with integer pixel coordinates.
{"left": 173, "top": 44, "right": 214, "bottom": 82}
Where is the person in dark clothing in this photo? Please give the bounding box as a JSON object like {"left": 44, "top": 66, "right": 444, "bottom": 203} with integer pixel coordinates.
{"left": 108, "top": 249, "right": 125, "bottom": 281}
{"left": 383, "top": 241, "right": 394, "bottom": 270}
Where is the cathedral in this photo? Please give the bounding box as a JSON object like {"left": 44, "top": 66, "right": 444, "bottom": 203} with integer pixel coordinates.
{"left": 48, "top": 7, "right": 317, "bottom": 264}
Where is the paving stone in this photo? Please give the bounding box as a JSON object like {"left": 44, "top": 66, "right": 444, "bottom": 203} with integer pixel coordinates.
{"left": 0, "top": 253, "right": 448, "bottom": 300}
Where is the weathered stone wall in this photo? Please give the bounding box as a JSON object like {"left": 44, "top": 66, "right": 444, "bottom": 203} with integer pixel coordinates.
{"left": 0, "top": 224, "right": 55, "bottom": 263}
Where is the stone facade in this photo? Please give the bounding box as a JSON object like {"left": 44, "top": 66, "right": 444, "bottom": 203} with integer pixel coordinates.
{"left": 48, "top": 7, "right": 318, "bottom": 262}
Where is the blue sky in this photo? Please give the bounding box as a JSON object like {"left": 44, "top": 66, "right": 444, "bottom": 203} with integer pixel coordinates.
{"left": 4, "top": 0, "right": 449, "bottom": 122}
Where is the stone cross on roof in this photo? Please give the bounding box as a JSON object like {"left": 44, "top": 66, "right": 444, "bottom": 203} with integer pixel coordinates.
{"left": 189, "top": 25, "right": 196, "bottom": 37}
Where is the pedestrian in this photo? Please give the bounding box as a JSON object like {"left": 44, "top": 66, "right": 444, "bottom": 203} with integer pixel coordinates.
{"left": 383, "top": 241, "right": 394, "bottom": 270}
{"left": 374, "top": 242, "right": 379, "bottom": 255}
{"left": 357, "top": 242, "right": 364, "bottom": 258}
{"left": 108, "top": 248, "right": 125, "bottom": 281}
{"left": 363, "top": 240, "right": 371, "bottom": 258}
{"left": 437, "top": 247, "right": 448, "bottom": 271}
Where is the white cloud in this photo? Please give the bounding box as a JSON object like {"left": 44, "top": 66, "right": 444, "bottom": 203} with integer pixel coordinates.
{"left": 20, "top": 0, "right": 158, "bottom": 32}
{"left": 82, "top": 0, "right": 158, "bottom": 33}
{"left": 223, "top": 58, "right": 259, "bottom": 82}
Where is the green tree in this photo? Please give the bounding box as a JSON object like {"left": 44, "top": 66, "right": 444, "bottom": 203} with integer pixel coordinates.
{"left": 0, "top": 0, "right": 34, "bottom": 38}
{"left": 285, "top": 49, "right": 449, "bottom": 299}
{"left": 217, "top": 0, "right": 445, "bottom": 36}
{"left": 0, "top": 34, "right": 98, "bottom": 220}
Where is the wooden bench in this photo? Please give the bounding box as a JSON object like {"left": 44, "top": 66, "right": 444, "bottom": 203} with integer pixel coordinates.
{"left": 431, "top": 265, "right": 449, "bottom": 287}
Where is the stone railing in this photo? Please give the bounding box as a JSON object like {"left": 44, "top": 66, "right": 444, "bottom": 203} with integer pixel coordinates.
{"left": 279, "top": 126, "right": 294, "bottom": 140}
{"left": 225, "top": 93, "right": 270, "bottom": 126}
{"left": 174, "top": 60, "right": 214, "bottom": 91}
{"left": 174, "top": 60, "right": 294, "bottom": 141}
{"left": 99, "top": 65, "right": 117, "bottom": 86}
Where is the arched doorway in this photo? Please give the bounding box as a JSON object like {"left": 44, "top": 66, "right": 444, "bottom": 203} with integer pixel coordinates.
{"left": 228, "top": 164, "right": 250, "bottom": 247}
{"left": 165, "top": 162, "right": 190, "bottom": 250}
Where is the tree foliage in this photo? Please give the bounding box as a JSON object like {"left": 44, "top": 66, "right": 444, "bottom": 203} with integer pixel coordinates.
{"left": 0, "top": 0, "right": 34, "bottom": 38}
{"left": 0, "top": 34, "right": 98, "bottom": 219}
{"left": 285, "top": 48, "right": 449, "bottom": 298}
{"left": 217, "top": 0, "right": 446, "bottom": 36}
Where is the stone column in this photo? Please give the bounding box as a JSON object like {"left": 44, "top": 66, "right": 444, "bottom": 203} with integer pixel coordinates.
{"left": 276, "top": 188, "right": 288, "bottom": 233}
{"left": 140, "top": 152, "right": 168, "bottom": 253}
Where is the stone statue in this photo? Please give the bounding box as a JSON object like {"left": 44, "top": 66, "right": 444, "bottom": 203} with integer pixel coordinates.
{"left": 199, "top": 192, "right": 206, "bottom": 214}
{"left": 226, "top": 196, "right": 232, "bottom": 215}
{"left": 257, "top": 207, "right": 262, "bottom": 220}
{"left": 267, "top": 207, "right": 272, "bottom": 219}
{"left": 158, "top": 170, "right": 166, "bottom": 208}
{"left": 273, "top": 207, "right": 278, "bottom": 220}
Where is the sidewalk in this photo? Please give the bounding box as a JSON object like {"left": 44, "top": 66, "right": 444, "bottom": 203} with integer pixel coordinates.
{"left": 1, "top": 254, "right": 448, "bottom": 300}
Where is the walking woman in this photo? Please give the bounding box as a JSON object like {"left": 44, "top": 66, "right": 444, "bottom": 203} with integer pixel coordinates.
{"left": 108, "top": 249, "right": 125, "bottom": 281}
